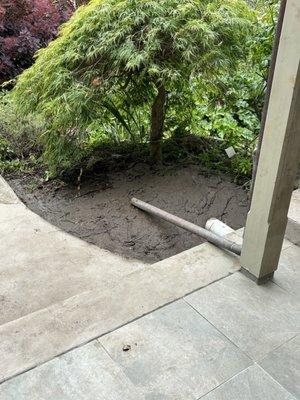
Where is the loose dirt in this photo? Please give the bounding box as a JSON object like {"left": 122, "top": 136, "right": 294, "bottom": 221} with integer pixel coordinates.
{"left": 8, "top": 163, "right": 249, "bottom": 263}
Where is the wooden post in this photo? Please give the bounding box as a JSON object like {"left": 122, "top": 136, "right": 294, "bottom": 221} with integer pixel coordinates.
{"left": 241, "top": 0, "right": 300, "bottom": 283}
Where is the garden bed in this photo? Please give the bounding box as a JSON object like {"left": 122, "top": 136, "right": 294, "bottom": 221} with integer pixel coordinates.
{"left": 7, "top": 163, "right": 249, "bottom": 263}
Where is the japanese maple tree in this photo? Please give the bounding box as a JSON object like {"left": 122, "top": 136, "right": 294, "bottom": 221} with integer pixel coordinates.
{"left": 13, "top": 0, "right": 254, "bottom": 172}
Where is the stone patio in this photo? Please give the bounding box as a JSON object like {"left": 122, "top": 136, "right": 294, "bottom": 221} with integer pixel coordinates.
{"left": 0, "top": 178, "right": 299, "bottom": 399}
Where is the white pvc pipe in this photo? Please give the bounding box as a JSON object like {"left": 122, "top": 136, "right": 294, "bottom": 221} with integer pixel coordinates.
{"left": 205, "top": 219, "right": 234, "bottom": 237}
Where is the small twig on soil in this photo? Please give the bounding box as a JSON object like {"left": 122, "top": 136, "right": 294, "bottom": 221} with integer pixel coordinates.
{"left": 75, "top": 189, "right": 99, "bottom": 199}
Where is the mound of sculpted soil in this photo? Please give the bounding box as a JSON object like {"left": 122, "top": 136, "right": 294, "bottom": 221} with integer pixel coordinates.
{"left": 8, "top": 163, "right": 249, "bottom": 263}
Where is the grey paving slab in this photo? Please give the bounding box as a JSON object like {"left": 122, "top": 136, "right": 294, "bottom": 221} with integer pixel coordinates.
{"left": 0, "top": 242, "right": 240, "bottom": 383}
{"left": 0, "top": 176, "right": 20, "bottom": 204}
{"left": 200, "top": 365, "right": 296, "bottom": 400}
{"left": 0, "top": 180, "right": 146, "bottom": 324}
{"left": 0, "top": 341, "right": 143, "bottom": 400}
{"left": 186, "top": 272, "right": 300, "bottom": 360}
{"left": 286, "top": 219, "right": 300, "bottom": 246}
{"left": 0, "top": 206, "right": 59, "bottom": 264}
{"left": 286, "top": 189, "right": 300, "bottom": 246}
{"left": 0, "top": 228, "right": 145, "bottom": 324}
{"left": 274, "top": 244, "right": 300, "bottom": 298}
{"left": 0, "top": 204, "right": 53, "bottom": 232}
{"left": 100, "top": 300, "right": 251, "bottom": 400}
{"left": 260, "top": 335, "right": 300, "bottom": 399}
{"left": 0, "top": 207, "right": 143, "bottom": 272}
{"left": 289, "top": 189, "right": 300, "bottom": 223}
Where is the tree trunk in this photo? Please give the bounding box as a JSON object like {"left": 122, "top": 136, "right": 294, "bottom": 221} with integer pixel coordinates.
{"left": 150, "top": 83, "right": 167, "bottom": 162}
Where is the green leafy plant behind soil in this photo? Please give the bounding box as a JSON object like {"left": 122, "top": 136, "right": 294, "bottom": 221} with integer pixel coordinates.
{"left": 0, "top": 92, "right": 43, "bottom": 174}
{"left": 11, "top": 0, "right": 255, "bottom": 174}
{"left": 0, "top": 0, "right": 279, "bottom": 183}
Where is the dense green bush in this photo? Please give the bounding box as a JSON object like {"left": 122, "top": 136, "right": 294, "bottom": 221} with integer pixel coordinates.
{"left": 189, "top": 0, "right": 279, "bottom": 178}
{"left": 12, "top": 0, "right": 255, "bottom": 175}
{"left": 0, "top": 92, "right": 43, "bottom": 173}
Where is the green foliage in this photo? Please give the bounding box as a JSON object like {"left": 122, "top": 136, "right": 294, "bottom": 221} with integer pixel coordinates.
{"left": 188, "top": 0, "right": 279, "bottom": 179}
{"left": 12, "top": 0, "right": 254, "bottom": 175}
{"left": 0, "top": 92, "right": 42, "bottom": 173}
{"left": 250, "top": 0, "right": 279, "bottom": 84}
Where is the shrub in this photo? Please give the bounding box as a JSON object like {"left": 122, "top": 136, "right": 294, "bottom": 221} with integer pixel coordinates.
{"left": 0, "top": 0, "right": 74, "bottom": 84}
{"left": 0, "top": 91, "right": 43, "bottom": 173}
{"left": 12, "top": 0, "right": 254, "bottom": 175}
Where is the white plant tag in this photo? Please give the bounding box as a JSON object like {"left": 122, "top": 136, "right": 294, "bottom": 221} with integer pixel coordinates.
{"left": 225, "top": 146, "right": 236, "bottom": 159}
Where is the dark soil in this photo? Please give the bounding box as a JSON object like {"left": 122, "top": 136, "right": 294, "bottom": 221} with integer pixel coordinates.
{"left": 8, "top": 163, "right": 249, "bottom": 263}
